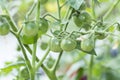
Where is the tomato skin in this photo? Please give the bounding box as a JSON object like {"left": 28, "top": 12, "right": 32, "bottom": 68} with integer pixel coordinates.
{"left": 20, "top": 67, "right": 30, "bottom": 79}
{"left": 20, "top": 34, "right": 35, "bottom": 44}
{"left": 81, "top": 38, "right": 94, "bottom": 52}
{"left": 61, "top": 38, "right": 77, "bottom": 51}
{"left": 73, "top": 11, "right": 91, "bottom": 27}
{"left": 22, "top": 21, "right": 38, "bottom": 37}
{"left": 0, "top": 22, "right": 10, "bottom": 36}
{"left": 38, "top": 18, "right": 48, "bottom": 36}
{"left": 73, "top": 15, "right": 83, "bottom": 27}
{"left": 49, "top": 38, "right": 62, "bottom": 52}
{"left": 95, "top": 31, "right": 107, "bottom": 40}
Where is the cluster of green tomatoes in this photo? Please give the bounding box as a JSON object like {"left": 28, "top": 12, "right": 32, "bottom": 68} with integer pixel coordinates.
{"left": 0, "top": 17, "right": 49, "bottom": 44}
{"left": 0, "top": 2, "right": 109, "bottom": 54}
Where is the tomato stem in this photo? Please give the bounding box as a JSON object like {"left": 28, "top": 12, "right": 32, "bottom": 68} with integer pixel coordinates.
{"left": 57, "top": 0, "right": 61, "bottom": 20}
{"left": 103, "top": 0, "right": 120, "bottom": 20}
{"left": 36, "top": 48, "right": 50, "bottom": 71}
{"left": 42, "top": 13, "right": 60, "bottom": 21}
{"left": 91, "top": 0, "right": 96, "bottom": 19}
{"left": 64, "top": 8, "right": 74, "bottom": 31}
{"left": 88, "top": 55, "right": 94, "bottom": 80}
{"left": 31, "top": 35, "right": 38, "bottom": 79}
{"left": 51, "top": 51, "right": 63, "bottom": 72}
{"left": 26, "top": 1, "right": 37, "bottom": 20}
{"left": 10, "top": 30, "right": 33, "bottom": 80}
{"left": 0, "top": 2, "right": 18, "bottom": 32}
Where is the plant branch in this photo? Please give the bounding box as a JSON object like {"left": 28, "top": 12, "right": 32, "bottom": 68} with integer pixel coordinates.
{"left": 26, "top": 2, "right": 37, "bottom": 19}
{"left": 103, "top": 0, "right": 120, "bottom": 20}
{"left": 36, "top": 48, "right": 50, "bottom": 71}
{"left": 51, "top": 51, "right": 63, "bottom": 72}
{"left": 42, "top": 13, "right": 60, "bottom": 21}
{"left": 88, "top": 55, "right": 94, "bottom": 80}
{"left": 64, "top": 8, "right": 73, "bottom": 31}
{"left": 91, "top": 0, "right": 96, "bottom": 19}
{"left": 57, "top": 0, "right": 61, "bottom": 20}
{"left": 0, "top": 2, "right": 18, "bottom": 32}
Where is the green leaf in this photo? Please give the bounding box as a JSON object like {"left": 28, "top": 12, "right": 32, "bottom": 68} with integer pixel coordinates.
{"left": 0, "top": 61, "right": 25, "bottom": 74}
{"left": 67, "top": 0, "right": 84, "bottom": 10}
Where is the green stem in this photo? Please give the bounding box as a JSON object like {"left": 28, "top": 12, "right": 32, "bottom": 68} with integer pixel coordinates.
{"left": 103, "top": 0, "right": 120, "bottom": 20}
{"left": 42, "top": 13, "right": 60, "bottom": 21}
{"left": 10, "top": 31, "right": 32, "bottom": 79}
{"left": 31, "top": 36, "right": 38, "bottom": 80}
{"left": 64, "top": 8, "right": 73, "bottom": 31}
{"left": 92, "top": 0, "right": 96, "bottom": 19}
{"left": 23, "top": 44, "right": 57, "bottom": 80}
{"left": 36, "top": 48, "right": 50, "bottom": 71}
{"left": 60, "top": 1, "right": 67, "bottom": 9}
{"left": 26, "top": 2, "right": 37, "bottom": 19}
{"left": 51, "top": 51, "right": 63, "bottom": 72}
{"left": 57, "top": 0, "right": 61, "bottom": 20}
{"left": 36, "top": 0, "right": 41, "bottom": 20}
{"left": 88, "top": 55, "right": 94, "bottom": 80}
{"left": 0, "top": 3, "right": 18, "bottom": 32}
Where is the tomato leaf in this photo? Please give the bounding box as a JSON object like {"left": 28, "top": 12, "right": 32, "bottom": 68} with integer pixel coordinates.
{"left": 0, "top": 61, "right": 25, "bottom": 74}
{"left": 67, "top": 0, "right": 84, "bottom": 10}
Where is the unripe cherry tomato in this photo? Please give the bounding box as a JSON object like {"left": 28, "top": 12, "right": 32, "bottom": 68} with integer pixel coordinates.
{"left": 95, "top": 31, "right": 107, "bottom": 40}
{"left": 38, "top": 18, "right": 48, "bottom": 36}
{"left": 22, "top": 21, "right": 38, "bottom": 37}
{"left": 0, "top": 22, "right": 10, "bottom": 36}
{"left": 81, "top": 37, "right": 95, "bottom": 52}
{"left": 61, "top": 38, "right": 77, "bottom": 51}
{"left": 73, "top": 14, "right": 83, "bottom": 27}
{"left": 20, "top": 34, "right": 35, "bottom": 44}
{"left": 20, "top": 67, "right": 30, "bottom": 79}
{"left": 73, "top": 11, "right": 91, "bottom": 27}
{"left": 49, "top": 38, "right": 62, "bottom": 52}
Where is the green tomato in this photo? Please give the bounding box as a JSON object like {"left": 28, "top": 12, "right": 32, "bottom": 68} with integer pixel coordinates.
{"left": 80, "top": 11, "right": 91, "bottom": 23}
{"left": 81, "top": 38, "right": 94, "bottom": 52}
{"left": 73, "top": 14, "right": 83, "bottom": 27}
{"left": 20, "top": 67, "right": 30, "bottom": 79}
{"left": 20, "top": 34, "right": 35, "bottom": 44}
{"left": 49, "top": 38, "right": 62, "bottom": 52}
{"left": 73, "top": 11, "right": 91, "bottom": 27}
{"left": 95, "top": 31, "right": 107, "bottom": 40}
{"left": 61, "top": 38, "right": 77, "bottom": 51}
{"left": 38, "top": 18, "right": 48, "bottom": 35}
{"left": 0, "top": 22, "right": 10, "bottom": 36}
{"left": 22, "top": 21, "right": 38, "bottom": 37}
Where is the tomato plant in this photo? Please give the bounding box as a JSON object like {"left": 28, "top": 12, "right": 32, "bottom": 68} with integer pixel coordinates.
{"left": 38, "top": 18, "right": 49, "bottom": 35}
{"left": 0, "top": 0, "right": 120, "bottom": 80}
